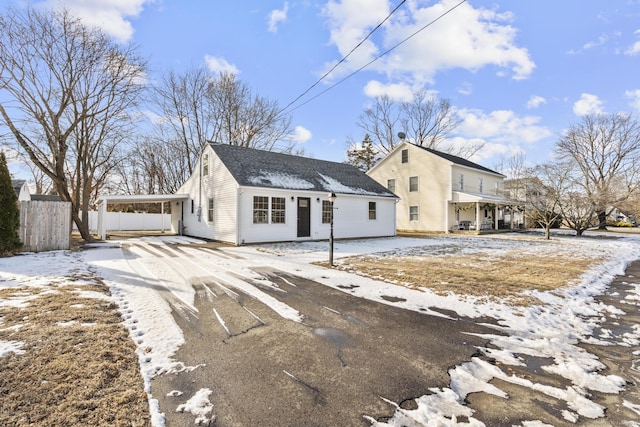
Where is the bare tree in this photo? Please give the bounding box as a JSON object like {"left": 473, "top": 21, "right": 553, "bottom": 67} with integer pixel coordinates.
{"left": 528, "top": 163, "right": 565, "bottom": 239}
{"left": 357, "top": 89, "right": 478, "bottom": 157}
{"left": 556, "top": 113, "right": 640, "bottom": 230}
{"left": 143, "top": 69, "right": 295, "bottom": 193}
{"left": 358, "top": 95, "right": 401, "bottom": 155}
{"left": 208, "top": 72, "right": 293, "bottom": 150}
{"left": 0, "top": 5, "right": 146, "bottom": 241}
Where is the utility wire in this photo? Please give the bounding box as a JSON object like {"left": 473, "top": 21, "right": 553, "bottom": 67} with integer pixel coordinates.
{"left": 279, "top": 0, "right": 407, "bottom": 115}
{"left": 282, "top": 0, "right": 467, "bottom": 115}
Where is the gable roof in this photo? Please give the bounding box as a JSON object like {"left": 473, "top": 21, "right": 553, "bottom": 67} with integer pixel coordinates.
{"left": 412, "top": 143, "right": 504, "bottom": 177}
{"left": 12, "top": 179, "right": 26, "bottom": 197}
{"left": 209, "top": 143, "right": 396, "bottom": 198}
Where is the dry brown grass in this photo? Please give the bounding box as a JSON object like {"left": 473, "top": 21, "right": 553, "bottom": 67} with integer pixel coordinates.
{"left": 335, "top": 242, "right": 601, "bottom": 305}
{"left": 0, "top": 281, "right": 150, "bottom": 426}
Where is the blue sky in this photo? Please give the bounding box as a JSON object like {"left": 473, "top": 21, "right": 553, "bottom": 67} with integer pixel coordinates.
{"left": 12, "top": 0, "right": 640, "bottom": 175}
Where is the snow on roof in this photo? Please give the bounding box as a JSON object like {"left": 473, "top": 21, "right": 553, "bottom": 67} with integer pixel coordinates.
{"left": 211, "top": 143, "right": 396, "bottom": 198}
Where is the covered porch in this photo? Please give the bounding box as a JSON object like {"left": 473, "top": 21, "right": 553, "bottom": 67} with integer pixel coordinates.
{"left": 448, "top": 191, "right": 521, "bottom": 234}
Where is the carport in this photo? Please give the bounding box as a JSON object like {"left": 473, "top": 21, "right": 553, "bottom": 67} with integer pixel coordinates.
{"left": 96, "top": 194, "right": 188, "bottom": 240}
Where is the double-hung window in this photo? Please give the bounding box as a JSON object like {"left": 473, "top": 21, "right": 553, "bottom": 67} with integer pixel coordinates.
{"left": 271, "top": 197, "right": 286, "bottom": 224}
{"left": 207, "top": 198, "right": 214, "bottom": 222}
{"left": 369, "top": 202, "right": 377, "bottom": 220}
{"left": 322, "top": 200, "right": 332, "bottom": 224}
{"left": 253, "top": 196, "right": 269, "bottom": 224}
{"left": 409, "top": 176, "right": 419, "bottom": 192}
{"left": 409, "top": 206, "right": 419, "bottom": 221}
{"left": 387, "top": 179, "right": 396, "bottom": 193}
{"left": 458, "top": 174, "right": 464, "bottom": 191}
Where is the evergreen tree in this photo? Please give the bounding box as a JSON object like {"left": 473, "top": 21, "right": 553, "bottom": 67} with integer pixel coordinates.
{"left": 346, "top": 134, "right": 380, "bottom": 172}
{"left": 0, "top": 152, "right": 21, "bottom": 254}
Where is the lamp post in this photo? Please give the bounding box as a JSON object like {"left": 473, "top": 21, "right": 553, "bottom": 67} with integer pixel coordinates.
{"left": 328, "top": 192, "right": 336, "bottom": 267}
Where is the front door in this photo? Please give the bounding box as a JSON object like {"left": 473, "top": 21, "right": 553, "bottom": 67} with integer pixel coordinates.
{"left": 297, "top": 197, "right": 311, "bottom": 237}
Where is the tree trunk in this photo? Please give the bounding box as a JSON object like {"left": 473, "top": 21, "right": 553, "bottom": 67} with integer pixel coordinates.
{"left": 544, "top": 226, "right": 551, "bottom": 240}
{"left": 597, "top": 211, "right": 608, "bottom": 230}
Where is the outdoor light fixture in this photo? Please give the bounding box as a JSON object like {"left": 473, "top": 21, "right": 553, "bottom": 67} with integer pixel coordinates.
{"left": 328, "top": 192, "right": 336, "bottom": 267}
{"left": 291, "top": 196, "right": 295, "bottom": 201}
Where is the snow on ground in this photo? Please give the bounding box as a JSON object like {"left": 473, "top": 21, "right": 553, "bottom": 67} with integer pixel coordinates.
{"left": 1, "top": 230, "right": 640, "bottom": 426}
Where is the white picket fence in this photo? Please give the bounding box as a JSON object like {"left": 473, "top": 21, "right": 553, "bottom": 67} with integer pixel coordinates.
{"left": 74, "top": 211, "right": 172, "bottom": 233}
{"left": 19, "top": 201, "right": 72, "bottom": 252}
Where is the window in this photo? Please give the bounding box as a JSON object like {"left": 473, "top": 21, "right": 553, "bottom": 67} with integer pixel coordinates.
{"left": 207, "top": 198, "right": 214, "bottom": 222}
{"left": 322, "top": 200, "right": 332, "bottom": 224}
{"left": 387, "top": 179, "right": 395, "bottom": 193}
{"left": 458, "top": 173, "right": 464, "bottom": 191}
{"left": 409, "top": 206, "right": 419, "bottom": 221}
{"left": 271, "top": 197, "right": 286, "bottom": 224}
{"left": 369, "top": 202, "right": 377, "bottom": 220}
{"left": 409, "top": 176, "right": 419, "bottom": 192}
{"left": 401, "top": 149, "right": 408, "bottom": 163}
{"left": 478, "top": 178, "right": 484, "bottom": 193}
{"left": 202, "top": 153, "right": 209, "bottom": 176}
{"left": 253, "top": 196, "right": 269, "bottom": 224}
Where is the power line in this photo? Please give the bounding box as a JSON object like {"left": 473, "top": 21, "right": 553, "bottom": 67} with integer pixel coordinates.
{"left": 282, "top": 0, "right": 467, "bottom": 115}
{"left": 279, "top": 0, "right": 407, "bottom": 115}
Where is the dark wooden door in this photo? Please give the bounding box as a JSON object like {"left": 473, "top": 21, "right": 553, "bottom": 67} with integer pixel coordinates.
{"left": 297, "top": 197, "right": 311, "bottom": 237}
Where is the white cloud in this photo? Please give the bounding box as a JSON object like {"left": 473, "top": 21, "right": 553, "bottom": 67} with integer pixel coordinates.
{"left": 583, "top": 34, "right": 608, "bottom": 50}
{"left": 527, "top": 95, "right": 547, "bottom": 109}
{"left": 288, "top": 126, "right": 312, "bottom": 143}
{"left": 362, "top": 80, "right": 414, "bottom": 101}
{"left": 321, "top": 0, "right": 534, "bottom": 84}
{"left": 456, "top": 108, "right": 551, "bottom": 144}
{"left": 457, "top": 82, "right": 473, "bottom": 96}
{"left": 267, "top": 2, "right": 289, "bottom": 33}
{"left": 573, "top": 93, "right": 604, "bottom": 116}
{"left": 625, "top": 89, "right": 640, "bottom": 112}
{"left": 204, "top": 55, "right": 240, "bottom": 75}
{"left": 38, "top": 0, "right": 152, "bottom": 43}
{"left": 624, "top": 29, "right": 640, "bottom": 56}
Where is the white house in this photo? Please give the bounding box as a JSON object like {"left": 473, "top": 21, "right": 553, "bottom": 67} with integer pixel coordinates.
{"left": 171, "top": 143, "right": 398, "bottom": 245}
{"left": 12, "top": 179, "right": 30, "bottom": 201}
{"left": 367, "top": 141, "right": 516, "bottom": 233}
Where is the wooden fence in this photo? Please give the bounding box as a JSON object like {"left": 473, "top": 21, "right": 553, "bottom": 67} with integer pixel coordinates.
{"left": 19, "top": 201, "right": 72, "bottom": 252}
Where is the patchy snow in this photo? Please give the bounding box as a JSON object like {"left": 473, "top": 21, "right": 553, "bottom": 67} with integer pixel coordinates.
{"left": 317, "top": 172, "right": 380, "bottom": 195}
{"left": 1, "top": 230, "right": 640, "bottom": 425}
{"left": 248, "top": 171, "right": 315, "bottom": 189}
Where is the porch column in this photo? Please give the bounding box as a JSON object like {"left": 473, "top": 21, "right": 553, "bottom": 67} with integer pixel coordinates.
{"left": 160, "top": 202, "right": 165, "bottom": 233}
{"left": 475, "top": 202, "right": 481, "bottom": 231}
{"left": 494, "top": 206, "right": 499, "bottom": 230}
{"left": 97, "top": 199, "right": 107, "bottom": 240}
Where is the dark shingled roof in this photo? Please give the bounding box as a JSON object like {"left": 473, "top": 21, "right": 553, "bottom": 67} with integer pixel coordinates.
{"left": 30, "top": 194, "right": 62, "bottom": 202}
{"left": 209, "top": 143, "right": 396, "bottom": 197}
{"left": 12, "top": 179, "right": 26, "bottom": 197}
{"left": 414, "top": 144, "right": 504, "bottom": 176}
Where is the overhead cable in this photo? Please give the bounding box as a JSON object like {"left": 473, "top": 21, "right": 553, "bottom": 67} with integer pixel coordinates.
{"left": 282, "top": 0, "right": 467, "bottom": 115}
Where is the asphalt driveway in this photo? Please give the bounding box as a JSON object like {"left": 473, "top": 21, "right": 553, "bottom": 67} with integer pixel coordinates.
{"left": 149, "top": 261, "right": 493, "bottom": 426}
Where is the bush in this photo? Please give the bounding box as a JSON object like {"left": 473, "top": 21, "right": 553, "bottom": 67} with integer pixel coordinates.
{"left": 0, "top": 152, "right": 22, "bottom": 254}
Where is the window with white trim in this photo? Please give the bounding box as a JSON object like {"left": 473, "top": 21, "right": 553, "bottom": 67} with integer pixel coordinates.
{"left": 478, "top": 177, "right": 483, "bottom": 193}
{"left": 458, "top": 173, "right": 464, "bottom": 191}
{"left": 271, "top": 197, "right": 286, "bottom": 224}
{"left": 409, "top": 206, "right": 419, "bottom": 221}
{"left": 202, "top": 153, "right": 209, "bottom": 176}
{"left": 409, "top": 176, "right": 419, "bottom": 192}
{"left": 207, "top": 198, "right": 214, "bottom": 222}
{"left": 369, "top": 202, "right": 377, "bottom": 220}
{"left": 322, "top": 200, "right": 331, "bottom": 224}
{"left": 253, "top": 196, "right": 269, "bottom": 224}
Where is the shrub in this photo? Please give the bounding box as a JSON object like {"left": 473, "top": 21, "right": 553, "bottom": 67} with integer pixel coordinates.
{"left": 0, "top": 152, "right": 22, "bottom": 254}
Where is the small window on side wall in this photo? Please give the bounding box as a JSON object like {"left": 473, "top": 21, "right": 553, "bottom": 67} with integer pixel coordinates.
{"left": 401, "top": 149, "right": 408, "bottom": 163}
{"left": 253, "top": 196, "right": 269, "bottom": 224}
{"left": 387, "top": 179, "right": 395, "bottom": 193}
{"left": 202, "top": 153, "right": 209, "bottom": 176}
{"left": 207, "top": 198, "right": 214, "bottom": 222}
{"left": 409, "top": 205, "right": 419, "bottom": 221}
{"left": 271, "top": 197, "right": 286, "bottom": 224}
{"left": 369, "top": 202, "right": 377, "bottom": 220}
{"left": 409, "top": 176, "right": 419, "bottom": 192}
{"left": 322, "top": 200, "right": 332, "bottom": 224}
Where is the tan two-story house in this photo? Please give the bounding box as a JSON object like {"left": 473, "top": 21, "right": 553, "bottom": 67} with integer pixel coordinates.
{"left": 367, "top": 141, "right": 517, "bottom": 233}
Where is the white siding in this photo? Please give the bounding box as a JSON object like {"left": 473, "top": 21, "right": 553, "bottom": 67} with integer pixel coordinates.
{"left": 237, "top": 189, "right": 396, "bottom": 244}
{"left": 175, "top": 145, "right": 239, "bottom": 244}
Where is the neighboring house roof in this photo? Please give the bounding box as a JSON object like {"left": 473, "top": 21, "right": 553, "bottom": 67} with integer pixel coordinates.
{"left": 413, "top": 144, "right": 504, "bottom": 177}
{"left": 12, "top": 179, "right": 26, "bottom": 197}
{"left": 209, "top": 143, "right": 397, "bottom": 198}
{"left": 30, "top": 194, "right": 62, "bottom": 202}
